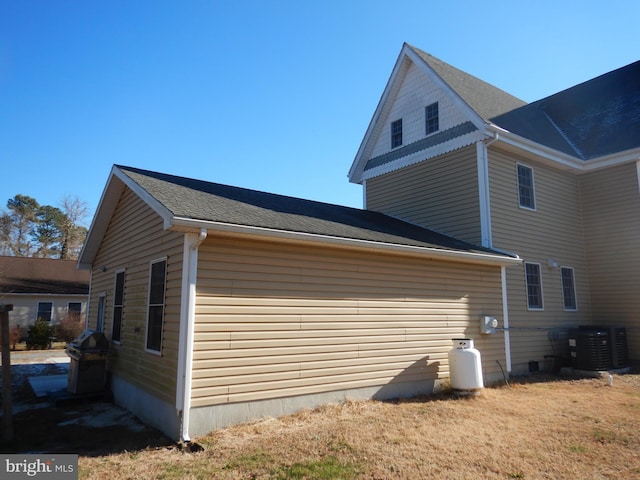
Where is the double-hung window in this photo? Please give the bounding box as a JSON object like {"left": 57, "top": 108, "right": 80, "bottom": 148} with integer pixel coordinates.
{"left": 36, "top": 302, "right": 53, "bottom": 322}
{"left": 112, "top": 270, "right": 125, "bottom": 343}
{"left": 561, "top": 267, "right": 577, "bottom": 310}
{"left": 525, "top": 262, "right": 543, "bottom": 310}
{"left": 391, "top": 119, "right": 403, "bottom": 148}
{"left": 517, "top": 164, "right": 536, "bottom": 210}
{"left": 146, "top": 258, "right": 167, "bottom": 353}
{"left": 425, "top": 102, "right": 439, "bottom": 134}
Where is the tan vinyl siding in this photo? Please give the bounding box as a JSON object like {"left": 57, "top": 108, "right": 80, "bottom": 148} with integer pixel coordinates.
{"left": 489, "top": 147, "right": 592, "bottom": 372}
{"left": 581, "top": 163, "right": 640, "bottom": 359}
{"left": 87, "top": 188, "right": 184, "bottom": 405}
{"left": 365, "top": 145, "right": 481, "bottom": 244}
{"left": 191, "top": 235, "right": 505, "bottom": 408}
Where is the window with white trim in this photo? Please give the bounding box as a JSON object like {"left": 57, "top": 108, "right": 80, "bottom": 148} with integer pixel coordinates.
{"left": 525, "top": 262, "right": 543, "bottom": 310}
{"left": 561, "top": 267, "right": 577, "bottom": 311}
{"left": 425, "top": 102, "right": 439, "bottom": 134}
{"left": 36, "top": 302, "right": 53, "bottom": 322}
{"left": 146, "top": 258, "right": 167, "bottom": 353}
{"left": 96, "top": 294, "right": 106, "bottom": 332}
{"left": 517, "top": 164, "right": 536, "bottom": 210}
{"left": 112, "top": 270, "right": 125, "bottom": 343}
{"left": 391, "top": 119, "right": 403, "bottom": 148}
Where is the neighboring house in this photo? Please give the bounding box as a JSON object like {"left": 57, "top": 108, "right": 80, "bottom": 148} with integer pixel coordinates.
{"left": 78, "top": 165, "right": 520, "bottom": 441}
{"left": 0, "top": 256, "right": 89, "bottom": 329}
{"left": 349, "top": 43, "right": 640, "bottom": 374}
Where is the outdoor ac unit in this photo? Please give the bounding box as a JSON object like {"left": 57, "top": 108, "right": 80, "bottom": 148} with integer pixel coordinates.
{"left": 568, "top": 328, "right": 610, "bottom": 371}
{"left": 580, "top": 325, "right": 629, "bottom": 369}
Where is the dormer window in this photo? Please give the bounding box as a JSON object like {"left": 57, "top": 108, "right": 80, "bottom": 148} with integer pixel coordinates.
{"left": 391, "top": 119, "right": 403, "bottom": 148}
{"left": 426, "top": 102, "right": 439, "bottom": 134}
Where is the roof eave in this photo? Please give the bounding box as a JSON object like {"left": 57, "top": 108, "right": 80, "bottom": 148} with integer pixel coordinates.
{"left": 169, "top": 216, "right": 522, "bottom": 268}
{"left": 77, "top": 165, "right": 175, "bottom": 269}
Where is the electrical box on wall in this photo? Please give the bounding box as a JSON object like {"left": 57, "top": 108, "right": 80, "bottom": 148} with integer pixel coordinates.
{"left": 480, "top": 315, "right": 498, "bottom": 335}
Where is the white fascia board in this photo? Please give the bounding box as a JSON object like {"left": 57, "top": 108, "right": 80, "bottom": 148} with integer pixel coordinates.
{"left": 487, "top": 124, "right": 583, "bottom": 170}
{"left": 77, "top": 166, "right": 175, "bottom": 269}
{"left": 488, "top": 124, "right": 640, "bottom": 173}
{"left": 349, "top": 46, "right": 412, "bottom": 184}
{"left": 169, "top": 217, "right": 522, "bottom": 268}
{"left": 111, "top": 167, "right": 175, "bottom": 227}
{"left": 404, "top": 47, "right": 487, "bottom": 132}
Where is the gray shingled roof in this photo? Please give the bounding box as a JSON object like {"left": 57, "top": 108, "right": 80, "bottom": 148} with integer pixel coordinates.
{"left": 118, "top": 165, "right": 514, "bottom": 258}
{"left": 491, "top": 60, "right": 640, "bottom": 160}
{"left": 0, "top": 256, "right": 89, "bottom": 294}
{"left": 408, "top": 44, "right": 527, "bottom": 120}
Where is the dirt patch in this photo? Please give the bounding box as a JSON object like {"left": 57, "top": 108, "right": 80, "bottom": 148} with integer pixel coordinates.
{"left": 1, "top": 363, "right": 171, "bottom": 455}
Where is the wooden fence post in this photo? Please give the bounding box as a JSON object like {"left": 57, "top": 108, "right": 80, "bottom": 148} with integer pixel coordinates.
{"left": 1, "top": 304, "right": 14, "bottom": 442}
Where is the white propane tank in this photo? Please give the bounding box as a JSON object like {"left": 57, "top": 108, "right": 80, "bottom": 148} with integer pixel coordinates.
{"left": 448, "top": 338, "right": 484, "bottom": 395}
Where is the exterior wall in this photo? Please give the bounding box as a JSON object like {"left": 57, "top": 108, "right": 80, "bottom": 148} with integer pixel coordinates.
{"left": 369, "top": 60, "right": 471, "bottom": 159}
{"left": 365, "top": 145, "right": 482, "bottom": 244}
{"left": 87, "top": 187, "right": 184, "bottom": 418}
{"left": 1, "top": 294, "right": 87, "bottom": 329}
{"left": 489, "top": 146, "right": 592, "bottom": 373}
{"left": 189, "top": 234, "right": 507, "bottom": 434}
{"left": 581, "top": 162, "right": 640, "bottom": 360}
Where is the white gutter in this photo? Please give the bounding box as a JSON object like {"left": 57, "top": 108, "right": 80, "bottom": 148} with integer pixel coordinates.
{"left": 176, "top": 228, "right": 207, "bottom": 443}
{"left": 501, "top": 266, "right": 512, "bottom": 373}
{"left": 169, "top": 217, "right": 522, "bottom": 268}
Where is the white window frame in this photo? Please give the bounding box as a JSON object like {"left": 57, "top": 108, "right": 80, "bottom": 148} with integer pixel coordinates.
{"left": 517, "top": 163, "right": 536, "bottom": 211}
{"left": 145, "top": 257, "right": 167, "bottom": 355}
{"left": 391, "top": 118, "right": 403, "bottom": 149}
{"left": 561, "top": 266, "right": 578, "bottom": 311}
{"left": 112, "top": 269, "right": 126, "bottom": 344}
{"left": 36, "top": 301, "right": 53, "bottom": 322}
{"left": 425, "top": 102, "right": 439, "bottom": 135}
{"left": 525, "top": 262, "right": 544, "bottom": 310}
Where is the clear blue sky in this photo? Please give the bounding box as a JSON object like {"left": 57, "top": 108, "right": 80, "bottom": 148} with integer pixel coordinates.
{"left": 1, "top": 0, "right": 638, "bottom": 224}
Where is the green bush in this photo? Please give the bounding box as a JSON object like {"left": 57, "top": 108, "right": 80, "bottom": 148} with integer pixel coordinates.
{"left": 26, "top": 319, "right": 53, "bottom": 350}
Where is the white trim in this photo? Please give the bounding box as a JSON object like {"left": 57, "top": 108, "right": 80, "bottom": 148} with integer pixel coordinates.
{"left": 169, "top": 217, "right": 522, "bottom": 268}
{"left": 501, "top": 266, "right": 511, "bottom": 373}
{"left": 176, "top": 229, "right": 207, "bottom": 443}
{"left": 476, "top": 142, "right": 492, "bottom": 248}
{"left": 362, "top": 179, "right": 367, "bottom": 209}
{"left": 358, "top": 129, "right": 486, "bottom": 182}
{"left": 516, "top": 163, "right": 536, "bottom": 211}
{"left": 145, "top": 257, "right": 167, "bottom": 355}
{"left": 636, "top": 161, "right": 640, "bottom": 195}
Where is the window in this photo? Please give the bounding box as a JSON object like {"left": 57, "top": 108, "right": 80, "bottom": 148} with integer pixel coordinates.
{"left": 146, "top": 259, "right": 167, "bottom": 353}
{"left": 96, "top": 294, "right": 106, "bottom": 332}
{"left": 525, "top": 263, "right": 543, "bottom": 310}
{"left": 36, "top": 302, "right": 53, "bottom": 322}
{"left": 561, "top": 267, "right": 577, "bottom": 310}
{"left": 391, "top": 119, "right": 403, "bottom": 148}
{"left": 517, "top": 164, "right": 536, "bottom": 210}
{"left": 68, "top": 302, "right": 82, "bottom": 322}
{"left": 425, "top": 102, "right": 439, "bottom": 134}
{"left": 112, "top": 270, "right": 125, "bottom": 342}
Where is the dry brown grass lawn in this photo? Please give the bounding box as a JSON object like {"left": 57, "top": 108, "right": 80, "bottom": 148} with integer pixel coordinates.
{"left": 79, "top": 374, "right": 640, "bottom": 480}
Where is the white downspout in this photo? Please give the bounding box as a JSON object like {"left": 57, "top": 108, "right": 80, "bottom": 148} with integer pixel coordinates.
{"left": 501, "top": 266, "right": 512, "bottom": 373}
{"left": 177, "top": 228, "right": 207, "bottom": 443}
{"left": 476, "top": 135, "right": 498, "bottom": 248}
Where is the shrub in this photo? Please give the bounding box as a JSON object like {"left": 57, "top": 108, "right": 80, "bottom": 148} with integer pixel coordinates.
{"left": 26, "top": 319, "right": 53, "bottom": 350}
{"left": 54, "top": 312, "right": 85, "bottom": 342}
{"left": 0, "top": 324, "right": 25, "bottom": 350}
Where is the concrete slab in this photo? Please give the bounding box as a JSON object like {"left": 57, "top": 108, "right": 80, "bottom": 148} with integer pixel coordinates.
{"left": 29, "top": 374, "right": 68, "bottom": 397}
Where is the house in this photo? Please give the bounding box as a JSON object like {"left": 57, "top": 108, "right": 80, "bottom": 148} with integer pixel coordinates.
{"left": 78, "top": 165, "right": 521, "bottom": 441}
{"left": 0, "top": 256, "right": 89, "bottom": 329}
{"left": 348, "top": 43, "right": 640, "bottom": 374}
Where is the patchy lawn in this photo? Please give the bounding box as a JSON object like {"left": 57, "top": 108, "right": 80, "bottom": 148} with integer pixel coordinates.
{"left": 75, "top": 373, "right": 640, "bottom": 479}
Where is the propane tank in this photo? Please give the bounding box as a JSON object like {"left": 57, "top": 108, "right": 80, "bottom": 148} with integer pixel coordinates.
{"left": 448, "top": 338, "right": 484, "bottom": 395}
